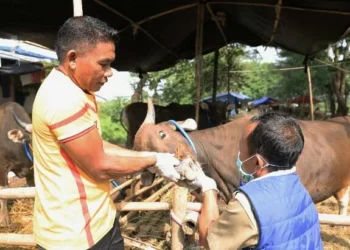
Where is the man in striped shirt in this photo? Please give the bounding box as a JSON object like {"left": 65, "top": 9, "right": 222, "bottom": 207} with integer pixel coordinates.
{"left": 32, "top": 16, "right": 181, "bottom": 250}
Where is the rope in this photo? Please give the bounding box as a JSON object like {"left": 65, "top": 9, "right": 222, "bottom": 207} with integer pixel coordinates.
{"left": 168, "top": 120, "right": 197, "bottom": 155}
{"left": 230, "top": 60, "right": 350, "bottom": 73}
{"left": 170, "top": 209, "right": 183, "bottom": 225}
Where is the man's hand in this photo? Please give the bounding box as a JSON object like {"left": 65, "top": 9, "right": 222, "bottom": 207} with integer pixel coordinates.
{"left": 176, "top": 159, "right": 218, "bottom": 193}
{"left": 152, "top": 153, "right": 181, "bottom": 182}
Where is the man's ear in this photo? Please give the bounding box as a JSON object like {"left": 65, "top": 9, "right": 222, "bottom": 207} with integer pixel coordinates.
{"left": 67, "top": 50, "right": 78, "bottom": 70}
{"left": 256, "top": 154, "right": 266, "bottom": 168}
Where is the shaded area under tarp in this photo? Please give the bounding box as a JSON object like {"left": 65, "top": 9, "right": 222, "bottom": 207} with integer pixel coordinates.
{"left": 251, "top": 97, "right": 278, "bottom": 106}
{"left": 0, "top": 64, "right": 43, "bottom": 75}
{"left": 0, "top": 1, "right": 349, "bottom": 73}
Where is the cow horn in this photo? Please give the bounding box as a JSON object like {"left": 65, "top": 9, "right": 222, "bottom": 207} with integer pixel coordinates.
{"left": 11, "top": 107, "right": 33, "bottom": 133}
{"left": 142, "top": 97, "right": 156, "bottom": 125}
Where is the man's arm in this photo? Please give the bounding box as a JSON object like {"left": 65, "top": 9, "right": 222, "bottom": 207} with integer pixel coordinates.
{"left": 61, "top": 127, "right": 178, "bottom": 181}
{"left": 102, "top": 140, "right": 152, "bottom": 157}
{"left": 198, "top": 190, "right": 219, "bottom": 248}
{"left": 205, "top": 193, "right": 259, "bottom": 250}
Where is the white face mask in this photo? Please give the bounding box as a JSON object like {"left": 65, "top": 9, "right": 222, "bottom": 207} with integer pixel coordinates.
{"left": 236, "top": 152, "right": 279, "bottom": 185}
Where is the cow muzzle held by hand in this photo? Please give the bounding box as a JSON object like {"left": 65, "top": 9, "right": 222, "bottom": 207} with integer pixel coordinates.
{"left": 150, "top": 152, "right": 181, "bottom": 182}
{"left": 175, "top": 158, "right": 218, "bottom": 193}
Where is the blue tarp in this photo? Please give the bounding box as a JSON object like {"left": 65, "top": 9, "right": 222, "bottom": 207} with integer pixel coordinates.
{"left": 201, "top": 91, "right": 251, "bottom": 104}
{"left": 0, "top": 38, "right": 57, "bottom": 61}
{"left": 251, "top": 97, "right": 278, "bottom": 106}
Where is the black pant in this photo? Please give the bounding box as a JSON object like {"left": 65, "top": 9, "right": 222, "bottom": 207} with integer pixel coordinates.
{"left": 38, "top": 218, "right": 124, "bottom": 250}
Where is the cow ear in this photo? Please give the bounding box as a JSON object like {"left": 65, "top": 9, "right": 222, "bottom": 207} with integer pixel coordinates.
{"left": 226, "top": 104, "right": 236, "bottom": 111}
{"left": 7, "top": 129, "right": 25, "bottom": 144}
{"left": 200, "top": 102, "right": 209, "bottom": 110}
{"left": 179, "top": 119, "right": 197, "bottom": 131}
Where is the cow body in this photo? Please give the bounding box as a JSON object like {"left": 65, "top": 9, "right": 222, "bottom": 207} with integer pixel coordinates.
{"left": 121, "top": 101, "right": 234, "bottom": 148}
{"left": 134, "top": 100, "right": 350, "bottom": 214}
{"left": 0, "top": 102, "right": 34, "bottom": 225}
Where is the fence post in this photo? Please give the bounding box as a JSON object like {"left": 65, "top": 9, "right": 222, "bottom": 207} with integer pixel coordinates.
{"left": 171, "top": 186, "right": 188, "bottom": 250}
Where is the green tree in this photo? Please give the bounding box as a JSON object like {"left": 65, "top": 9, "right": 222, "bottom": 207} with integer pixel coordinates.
{"left": 98, "top": 97, "right": 128, "bottom": 146}
{"left": 128, "top": 44, "right": 248, "bottom": 105}
{"left": 240, "top": 62, "right": 282, "bottom": 99}
{"left": 274, "top": 50, "right": 330, "bottom": 102}
{"left": 326, "top": 38, "right": 350, "bottom": 116}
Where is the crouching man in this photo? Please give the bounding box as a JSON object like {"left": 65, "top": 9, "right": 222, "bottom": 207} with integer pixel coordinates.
{"left": 181, "top": 112, "right": 323, "bottom": 250}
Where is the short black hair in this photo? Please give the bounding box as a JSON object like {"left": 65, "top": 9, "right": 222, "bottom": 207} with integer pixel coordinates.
{"left": 55, "top": 16, "right": 118, "bottom": 62}
{"left": 247, "top": 112, "right": 304, "bottom": 170}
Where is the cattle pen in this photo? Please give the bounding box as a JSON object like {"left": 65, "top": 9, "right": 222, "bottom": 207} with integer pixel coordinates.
{"left": 0, "top": 177, "right": 350, "bottom": 249}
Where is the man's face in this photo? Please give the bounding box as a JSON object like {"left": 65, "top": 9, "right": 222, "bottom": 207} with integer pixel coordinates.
{"left": 73, "top": 41, "right": 115, "bottom": 92}
{"left": 239, "top": 122, "right": 259, "bottom": 174}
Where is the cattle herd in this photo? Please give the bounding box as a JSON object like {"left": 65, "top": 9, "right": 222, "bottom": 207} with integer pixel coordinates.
{"left": 1, "top": 99, "right": 350, "bottom": 229}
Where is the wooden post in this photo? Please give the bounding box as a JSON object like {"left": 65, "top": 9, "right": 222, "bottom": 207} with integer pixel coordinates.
{"left": 194, "top": 2, "right": 204, "bottom": 124}
{"left": 212, "top": 49, "right": 219, "bottom": 103}
{"left": 307, "top": 65, "right": 314, "bottom": 121}
{"left": 171, "top": 186, "right": 188, "bottom": 250}
{"left": 73, "top": 0, "right": 83, "bottom": 16}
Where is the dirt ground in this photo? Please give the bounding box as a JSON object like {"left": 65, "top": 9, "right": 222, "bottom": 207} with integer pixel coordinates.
{"left": 0, "top": 180, "right": 349, "bottom": 250}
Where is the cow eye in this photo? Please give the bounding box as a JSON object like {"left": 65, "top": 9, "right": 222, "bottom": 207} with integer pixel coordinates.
{"left": 159, "top": 131, "right": 166, "bottom": 139}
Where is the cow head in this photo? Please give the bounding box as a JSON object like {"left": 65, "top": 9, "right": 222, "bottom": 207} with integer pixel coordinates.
{"left": 134, "top": 98, "right": 198, "bottom": 159}
{"left": 200, "top": 101, "right": 235, "bottom": 125}
{"left": 134, "top": 98, "right": 201, "bottom": 185}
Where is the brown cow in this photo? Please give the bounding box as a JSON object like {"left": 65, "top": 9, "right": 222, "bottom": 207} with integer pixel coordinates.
{"left": 121, "top": 101, "right": 235, "bottom": 149}
{"left": 134, "top": 98, "right": 350, "bottom": 215}
{"left": 0, "top": 102, "right": 34, "bottom": 225}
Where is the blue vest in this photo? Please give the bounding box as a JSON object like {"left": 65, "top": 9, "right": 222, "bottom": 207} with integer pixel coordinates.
{"left": 239, "top": 173, "right": 323, "bottom": 250}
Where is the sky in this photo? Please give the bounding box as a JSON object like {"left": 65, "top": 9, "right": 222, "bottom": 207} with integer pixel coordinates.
{"left": 95, "top": 46, "right": 279, "bottom": 101}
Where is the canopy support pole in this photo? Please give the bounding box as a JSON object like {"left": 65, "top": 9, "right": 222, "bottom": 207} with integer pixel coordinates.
{"left": 195, "top": 2, "right": 205, "bottom": 124}
{"left": 171, "top": 186, "right": 188, "bottom": 250}
{"left": 306, "top": 63, "right": 314, "bottom": 121}
{"left": 73, "top": 0, "right": 83, "bottom": 16}
{"left": 212, "top": 49, "right": 219, "bottom": 103}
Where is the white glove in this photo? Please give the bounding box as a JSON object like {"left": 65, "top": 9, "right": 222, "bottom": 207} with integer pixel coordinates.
{"left": 176, "top": 159, "right": 218, "bottom": 193}
{"left": 152, "top": 153, "right": 181, "bottom": 182}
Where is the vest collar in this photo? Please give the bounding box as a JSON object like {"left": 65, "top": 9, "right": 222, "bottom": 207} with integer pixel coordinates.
{"left": 250, "top": 166, "right": 297, "bottom": 183}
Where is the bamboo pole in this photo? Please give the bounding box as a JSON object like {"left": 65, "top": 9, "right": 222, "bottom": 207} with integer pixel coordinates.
{"left": 116, "top": 202, "right": 202, "bottom": 212}
{"left": 0, "top": 234, "right": 36, "bottom": 246}
{"left": 208, "top": 2, "right": 350, "bottom": 16}
{"left": 73, "top": 0, "right": 83, "bottom": 16}
{"left": 0, "top": 187, "right": 35, "bottom": 199}
{"left": 171, "top": 186, "right": 188, "bottom": 250}
{"left": 307, "top": 65, "right": 314, "bottom": 121}
{"left": 123, "top": 177, "right": 164, "bottom": 202}
{"left": 110, "top": 175, "right": 141, "bottom": 196}
{"left": 267, "top": 0, "right": 282, "bottom": 46}
{"left": 0, "top": 177, "right": 142, "bottom": 199}
{"left": 212, "top": 49, "right": 219, "bottom": 103}
{"left": 194, "top": 1, "right": 204, "bottom": 124}
{"left": 181, "top": 211, "right": 199, "bottom": 235}
{"left": 319, "top": 213, "right": 350, "bottom": 226}
{"left": 119, "top": 182, "right": 174, "bottom": 226}
{"left": 122, "top": 235, "right": 160, "bottom": 250}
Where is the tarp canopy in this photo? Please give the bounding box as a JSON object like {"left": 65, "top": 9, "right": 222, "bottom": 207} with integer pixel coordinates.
{"left": 251, "top": 97, "right": 278, "bottom": 106}
{"left": 1, "top": 0, "right": 349, "bottom": 73}
{"left": 0, "top": 38, "right": 57, "bottom": 61}
{"left": 202, "top": 91, "right": 251, "bottom": 104}
{"left": 288, "top": 95, "right": 320, "bottom": 104}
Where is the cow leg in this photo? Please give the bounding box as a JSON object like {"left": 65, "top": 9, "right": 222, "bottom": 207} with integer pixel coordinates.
{"left": 25, "top": 170, "right": 35, "bottom": 187}
{"left": 0, "top": 167, "right": 9, "bottom": 226}
{"left": 334, "top": 186, "right": 350, "bottom": 215}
